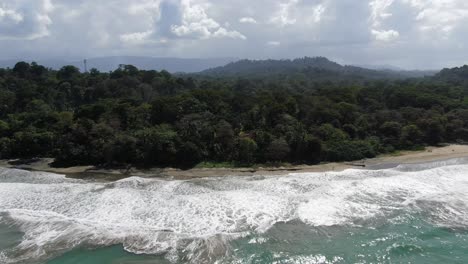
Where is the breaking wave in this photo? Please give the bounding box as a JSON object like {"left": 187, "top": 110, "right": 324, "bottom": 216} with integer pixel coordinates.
{"left": 1, "top": 158, "right": 468, "bottom": 263}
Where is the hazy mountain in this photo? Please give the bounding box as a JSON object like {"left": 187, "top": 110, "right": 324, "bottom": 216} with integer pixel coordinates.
{"left": 0, "top": 56, "right": 237, "bottom": 73}
{"left": 0, "top": 56, "right": 438, "bottom": 78}
{"left": 200, "top": 57, "right": 438, "bottom": 79}
{"left": 354, "top": 64, "right": 405, "bottom": 71}
{"left": 356, "top": 64, "right": 438, "bottom": 78}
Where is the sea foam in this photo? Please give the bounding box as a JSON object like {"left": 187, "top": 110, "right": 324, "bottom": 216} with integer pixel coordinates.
{"left": 1, "top": 159, "right": 468, "bottom": 263}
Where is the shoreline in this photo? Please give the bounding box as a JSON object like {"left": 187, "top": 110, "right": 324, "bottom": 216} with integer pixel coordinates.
{"left": 1, "top": 144, "right": 468, "bottom": 180}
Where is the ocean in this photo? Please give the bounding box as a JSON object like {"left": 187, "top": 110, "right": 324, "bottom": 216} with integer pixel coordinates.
{"left": 1, "top": 158, "right": 468, "bottom": 263}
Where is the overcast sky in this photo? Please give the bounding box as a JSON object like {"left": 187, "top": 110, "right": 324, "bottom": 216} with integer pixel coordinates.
{"left": 0, "top": 0, "right": 467, "bottom": 69}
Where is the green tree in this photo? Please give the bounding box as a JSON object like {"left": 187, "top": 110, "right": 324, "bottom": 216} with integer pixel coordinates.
{"left": 57, "top": 65, "right": 80, "bottom": 81}
{"left": 379, "top": 121, "right": 402, "bottom": 147}
{"left": 316, "top": 123, "right": 348, "bottom": 142}
{"left": 214, "top": 120, "right": 235, "bottom": 160}
{"left": 234, "top": 137, "right": 258, "bottom": 164}
{"left": 293, "top": 135, "right": 322, "bottom": 164}
{"left": 326, "top": 140, "right": 376, "bottom": 162}
{"left": 13, "top": 62, "right": 30, "bottom": 78}
{"left": 400, "top": 125, "right": 423, "bottom": 148}
{"left": 265, "top": 138, "right": 290, "bottom": 162}
{"left": 0, "top": 137, "right": 11, "bottom": 159}
{"left": 134, "top": 125, "right": 179, "bottom": 166}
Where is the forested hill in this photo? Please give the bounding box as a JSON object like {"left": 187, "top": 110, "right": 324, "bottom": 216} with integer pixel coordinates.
{"left": 0, "top": 61, "right": 467, "bottom": 169}
{"left": 199, "top": 57, "right": 436, "bottom": 80}
{"left": 434, "top": 65, "right": 468, "bottom": 84}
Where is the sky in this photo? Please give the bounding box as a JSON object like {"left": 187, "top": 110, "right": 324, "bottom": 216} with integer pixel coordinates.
{"left": 0, "top": 0, "right": 467, "bottom": 69}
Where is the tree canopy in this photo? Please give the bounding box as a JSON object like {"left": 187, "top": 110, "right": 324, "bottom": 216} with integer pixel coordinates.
{"left": 0, "top": 60, "right": 467, "bottom": 168}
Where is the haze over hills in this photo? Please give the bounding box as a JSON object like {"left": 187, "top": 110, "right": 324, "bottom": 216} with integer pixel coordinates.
{"left": 0, "top": 56, "right": 237, "bottom": 73}
{"left": 0, "top": 56, "right": 438, "bottom": 78}
{"left": 354, "top": 64, "right": 406, "bottom": 71}
{"left": 199, "top": 57, "right": 438, "bottom": 79}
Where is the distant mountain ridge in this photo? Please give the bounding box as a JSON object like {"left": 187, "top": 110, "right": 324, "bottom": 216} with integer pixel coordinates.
{"left": 0, "top": 56, "right": 237, "bottom": 73}
{"left": 354, "top": 64, "right": 405, "bottom": 71}
{"left": 0, "top": 56, "right": 438, "bottom": 79}
{"left": 199, "top": 57, "right": 437, "bottom": 79}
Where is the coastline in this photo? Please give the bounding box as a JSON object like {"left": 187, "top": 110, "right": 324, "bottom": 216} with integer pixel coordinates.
{"left": 1, "top": 144, "right": 468, "bottom": 180}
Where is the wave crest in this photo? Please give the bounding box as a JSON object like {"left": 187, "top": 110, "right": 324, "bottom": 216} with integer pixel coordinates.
{"left": 1, "top": 158, "right": 468, "bottom": 263}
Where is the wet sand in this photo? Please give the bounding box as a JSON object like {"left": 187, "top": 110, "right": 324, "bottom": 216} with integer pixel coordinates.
{"left": 1, "top": 144, "right": 468, "bottom": 180}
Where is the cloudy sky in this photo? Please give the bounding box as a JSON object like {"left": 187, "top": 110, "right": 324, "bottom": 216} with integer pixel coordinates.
{"left": 0, "top": 0, "right": 467, "bottom": 69}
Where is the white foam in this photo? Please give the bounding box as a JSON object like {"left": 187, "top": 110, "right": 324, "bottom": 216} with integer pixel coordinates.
{"left": 272, "top": 254, "right": 344, "bottom": 264}
{"left": 394, "top": 157, "right": 468, "bottom": 172}
{"left": 228, "top": 253, "right": 343, "bottom": 264}
{"left": 0, "top": 167, "right": 81, "bottom": 184}
{"left": 1, "top": 159, "right": 468, "bottom": 262}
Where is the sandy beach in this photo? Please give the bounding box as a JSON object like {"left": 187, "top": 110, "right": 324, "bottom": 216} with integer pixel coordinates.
{"left": 2, "top": 144, "right": 468, "bottom": 180}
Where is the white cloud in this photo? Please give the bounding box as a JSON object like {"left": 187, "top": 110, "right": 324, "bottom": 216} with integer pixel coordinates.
{"left": 128, "top": 0, "right": 162, "bottom": 16}
{"left": 401, "top": 0, "right": 468, "bottom": 36}
{"left": 213, "top": 27, "right": 246, "bottom": 39}
{"left": 372, "top": 29, "right": 399, "bottom": 41}
{"left": 312, "top": 4, "right": 326, "bottom": 23}
{"left": 239, "top": 17, "right": 257, "bottom": 24}
{"left": 120, "top": 30, "right": 154, "bottom": 44}
{"left": 370, "top": 0, "right": 394, "bottom": 27}
{"left": 2, "top": 0, "right": 468, "bottom": 69}
{"left": 267, "top": 41, "right": 281, "bottom": 46}
{"left": 0, "top": 7, "right": 24, "bottom": 23}
{"left": 270, "top": 0, "right": 299, "bottom": 27}
{"left": 0, "top": 0, "right": 54, "bottom": 40}
{"left": 171, "top": 0, "right": 246, "bottom": 39}
{"left": 369, "top": 0, "right": 400, "bottom": 42}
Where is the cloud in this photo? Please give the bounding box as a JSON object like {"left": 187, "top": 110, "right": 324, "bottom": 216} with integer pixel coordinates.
{"left": 370, "top": 0, "right": 394, "bottom": 27}
{"left": 170, "top": 0, "right": 246, "bottom": 40}
{"left": 2, "top": 0, "right": 468, "bottom": 69}
{"left": 402, "top": 0, "right": 468, "bottom": 36}
{"left": 239, "top": 17, "right": 257, "bottom": 24}
{"left": 0, "top": 7, "right": 24, "bottom": 23}
{"left": 270, "top": 0, "right": 299, "bottom": 27}
{"left": 267, "top": 41, "right": 281, "bottom": 46}
{"left": 213, "top": 27, "right": 247, "bottom": 39}
{"left": 0, "top": 0, "right": 54, "bottom": 40}
{"left": 312, "top": 4, "right": 326, "bottom": 23}
{"left": 120, "top": 30, "right": 155, "bottom": 44}
{"left": 369, "top": 0, "right": 400, "bottom": 42}
{"left": 371, "top": 29, "right": 399, "bottom": 41}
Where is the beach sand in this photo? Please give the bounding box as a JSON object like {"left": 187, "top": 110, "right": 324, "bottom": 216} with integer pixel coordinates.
{"left": 2, "top": 144, "right": 468, "bottom": 180}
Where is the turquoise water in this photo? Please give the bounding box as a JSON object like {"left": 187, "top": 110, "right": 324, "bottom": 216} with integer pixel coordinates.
{"left": 229, "top": 218, "right": 468, "bottom": 263}
{"left": 3, "top": 217, "right": 467, "bottom": 263}
{"left": 47, "top": 246, "right": 167, "bottom": 264}
{"left": 1, "top": 159, "right": 468, "bottom": 263}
